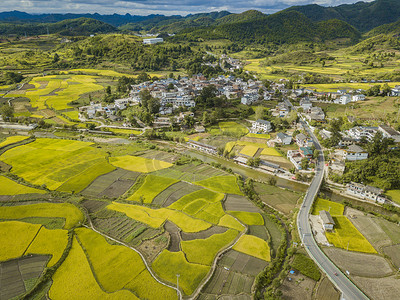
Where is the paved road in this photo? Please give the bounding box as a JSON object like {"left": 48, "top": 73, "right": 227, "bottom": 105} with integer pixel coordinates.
{"left": 297, "top": 118, "right": 369, "bottom": 300}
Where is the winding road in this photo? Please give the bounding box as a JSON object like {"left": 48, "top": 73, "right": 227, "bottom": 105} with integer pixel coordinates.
{"left": 297, "top": 118, "right": 369, "bottom": 300}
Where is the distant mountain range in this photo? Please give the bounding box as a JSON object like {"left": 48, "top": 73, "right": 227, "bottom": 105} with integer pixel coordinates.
{"left": 0, "top": 0, "right": 399, "bottom": 42}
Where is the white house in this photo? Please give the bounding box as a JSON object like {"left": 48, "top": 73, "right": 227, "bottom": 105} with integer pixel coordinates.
{"left": 300, "top": 98, "right": 312, "bottom": 110}
{"left": 276, "top": 132, "right": 292, "bottom": 145}
{"left": 378, "top": 124, "right": 400, "bottom": 143}
{"left": 334, "top": 94, "right": 351, "bottom": 105}
{"left": 343, "top": 144, "right": 368, "bottom": 161}
{"left": 188, "top": 140, "right": 217, "bottom": 155}
{"left": 252, "top": 119, "right": 272, "bottom": 133}
{"left": 143, "top": 38, "right": 164, "bottom": 45}
{"left": 346, "top": 182, "right": 387, "bottom": 204}
{"left": 352, "top": 94, "right": 366, "bottom": 102}
{"left": 319, "top": 210, "right": 335, "bottom": 231}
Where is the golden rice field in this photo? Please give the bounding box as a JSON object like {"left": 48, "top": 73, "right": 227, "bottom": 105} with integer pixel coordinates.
{"left": 232, "top": 234, "right": 271, "bottom": 261}
{"left": 218, "top": 214, "right": 246, "bottom": 231}
{"left": 228, "top": 211, "right": 264, "bottom": 226}
{"left": 0, "top": 135, "right": 29, "bottom": 148}
{"left": 108, "top": 202, "right": 212, "bottom": 232}
{"left": 239, "top": 145, "right": 259, "bottom": 157}
{"left": 109, "top": 155, "right": 172, "bottom": 173}
{"left": 0, "top": 138, "right": 115, "bottom": 192}
{"left": 0, "top": 203, "right": 84, "bottom": 229}
{"left": 49, "top": 237, "right": 135, "bottom": 299}
{"left": 127, "top": 175, "right": 178, "bottom": 203}
{"left": 0, "top": 176, "right": 46, "bottom": 195}
{"left": 195, "top": 175, "right": 243, "bottom": 195}
{"left": 75, "top": 228, "right": 176, "bottom": 299}
{"left": 6, "top": 75, "right": 103, "bottom": 110}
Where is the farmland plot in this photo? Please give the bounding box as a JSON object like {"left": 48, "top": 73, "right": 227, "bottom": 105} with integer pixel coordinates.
{"left": 0, "top": 138, "right": 115, "bottom": 192}
{"left": 196, "top": 175, "right": 243, "bottom": 195}
{"left": 126, "top": 175, "right": 178, "bottom": 203}
{"left": 0, "top": 176, "right": 46, "bottom": 195}
{"left": 109, "top": 155, "right": 172, "bottom": 173}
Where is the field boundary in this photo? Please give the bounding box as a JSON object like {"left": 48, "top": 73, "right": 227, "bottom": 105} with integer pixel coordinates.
{"left": 189, "top": 214, "right": 247, "bottom": 300}
{"left": 83, "top": 213, "right": 182, "bottom": 299}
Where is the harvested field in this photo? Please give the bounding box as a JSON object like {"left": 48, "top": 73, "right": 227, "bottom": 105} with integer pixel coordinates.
{"left": 137, "top": 232, "right": 169, "bottom": 262}
{"left": 81, "top": 168, "right": 139, "bottom": 198}
{"left": 0, "top": 255, "right": 48, "bottom": 299}
{"left": 181, "top": 226, "right": 227, "bottom": 241}
{"left": 254, "top": 182, "right": 300, "bottom": 215}
{"left": 224, "top": 194, "right": 261, "bottom": 213}
{"left": 263, "top": 215, "right": 283, "bottom": 253}
{"left": 138, "top": 150, "right": 180, "bottom": 163}
{"left": 374, "top": 218, "right": 400, "bottom": 244}
{"left": 259, "top": 155, "right": 293, "bottom": 169}
{"left": 92, "top": 213, "right": 160, "bottom": 247}
{"left": 352, "top": 275, "right": 400, "bottom": 300}
{"left": 80, "top": 199, "right": 109, "bottom": 214}
{"left": 383, "top": 244, "right": 400, "bottom": 268}
{"left": 203, "top": 266, "right": 254, "bottom": 296}
{"left": 219, "top": 250, "right": 268, "bottom": 276}
{"left": 153, "top": 163, "right": 227, "bottom": 182}
{"left": 280, "top": 271, "right": 315, "bottom": 300}
{"left": 248, "top": 225, "right": 269, "bottom": 240}
{"left": 315, "top": 277, "right": 340, "bottom": 300}
{"left": 153, "top": 181, "right": 203, "bottom": 207}
{"left": 348, "top": 214, "right": 392, "bottom": 249}
{"left": 165, "top": 221, "right": 181, "bottom": 252}
{"left": 323, "top": 248, "right": 393, "bottom": 277}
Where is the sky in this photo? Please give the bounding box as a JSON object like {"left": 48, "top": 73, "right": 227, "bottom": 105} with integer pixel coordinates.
{"left": 0, "top": 0, "right": 373, "bottom": 16}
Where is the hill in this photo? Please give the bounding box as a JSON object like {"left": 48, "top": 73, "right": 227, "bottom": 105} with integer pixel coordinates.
{"left": 367, "top": 19, "right": 400, "bottom": 37}
{"left": 174, "top": 10, "right": 360, "bottom": 45}
{"left": 0, "top": 18, "right": 117, "bottom": 36}
{"left": 286, "top": 0, "right": 400, "bottom": 32}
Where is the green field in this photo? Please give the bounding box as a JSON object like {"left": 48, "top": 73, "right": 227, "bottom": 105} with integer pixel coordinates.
{"left": 218, "top": 121, "right": 249, "bottom": 136}
{"left": 49, "top": 236, "right": 135, "bottom": 299}
{"left": 108, "top": 202, "right": 212, "bottom": 232}
{"left": 195, "top": 175, "right": 243, "bottom": 195}
{"left": 109, "top": 155, "right": 172, "bottom": 173}
{"left": 0, "top": 203, "right": 84, "bottom": 229}
{"left": 232, "top": 234, "right": 271, "bottom": 261}
{"left": 62, "top": 110, "right": 80, "bottom": 121}
{"left": 127, "top": 175, "right": 178, "bottom": 203}
{"left": 386, "top": 190, "right": 400, "bottom": 205}
{"left": 108, "top": 128, "right": 142, "bottom": 135}
{"left": 291, "top": 253, "right": 321, "bottom": 281}
{"left": 169, "top": 189, "right": 224, "bottom": 211}
{"left": 312, "top": 198, "right": 344, "bottom": 216}
{"left": 246, "top": 133, "right": 271, "bottom": 139}
{"left": 0, "top": 176, "right": 46, "bottom": 195}
{"left": 152, "top": 250, "right": 210, "bottom": 296}
{"left": 0, "top": 135, "right": 29, "bottom": 148}
{"left": 326, "top": 216, "right": 377, "bottom": 253}
{"left": 76, "top": 228, "right": 176, "bottom": 298}
{"left": 228, "top": 211, "right": 264, "bottom": 226}
{"left": 0, "top": 138, "right": 115, "bottom": 192}
{"left": 181, "top": 229, "right": 239, "bottom": 265}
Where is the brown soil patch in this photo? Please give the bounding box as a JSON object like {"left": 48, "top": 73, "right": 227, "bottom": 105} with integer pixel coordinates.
{"left": 315, "top": 276, "right": 340, "bottom": 300}
{"left": 138, "top": 232, "right": 169, "bottom": 262}
{"left": 181, "top": 226, "right": 227, "bottom": 241}
{"left": 352, "top": 275, "right": 400, "bottom": 300}
{"left": 240, "top": 136, "right": 267, "bottom": 144}
{"left": 323, "top": 248, "right": 393, "bottom": 277}
{"left": 224, "top": 194, "right": 261, "bottom": 213}
{"left": 164, "top": 221, "right": 180, "bottom": 252}
{"left": 280, "top": 271, "right": 315, "bottom": 300}
{"left": 81, "top": 199, "right": 108, "bottom": 214}
{"left": 20, "top": 84, "right": 35, "bottom": 90}
{"left": 153, "top": 181, "right": 202, "bottom": 207}
{"left": 36, "top": 109, "right": 56, "bottom": 118}
{"left": 219, "top": 250, "right": 267, "bottom": 277}
{"left": 383, "top": 244, "right": 400, "bottom": 268}
{"left": 99, "top": 179, "right": 135, "bottom": 198}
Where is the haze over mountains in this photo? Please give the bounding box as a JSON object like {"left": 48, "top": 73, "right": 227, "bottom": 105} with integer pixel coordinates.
{"left": 0, "top": 0, "right": 399, "bottom": 42}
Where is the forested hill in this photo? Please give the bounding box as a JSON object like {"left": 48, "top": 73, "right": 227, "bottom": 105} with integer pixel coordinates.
{"left": 173, "top": 11, "right": 360, "bottom": 45}
{"left": 286, "top": 0, "right": 400, "bottom": 32}
{"left": 366, "top": 19, "right": 400, "bottom": 37}
{"left": 0, "top": 18, "right": 116, "bottom": 36}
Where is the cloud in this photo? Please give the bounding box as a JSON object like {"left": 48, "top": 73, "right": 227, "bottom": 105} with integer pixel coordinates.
{"left": 0, "top": 0, "right": 370, "bottom": 15}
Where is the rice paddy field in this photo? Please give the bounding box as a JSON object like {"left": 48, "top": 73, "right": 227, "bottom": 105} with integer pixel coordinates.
{"left": 0, "top": 176, "right": 46, "bottom": 195}
{"left": 386, "top": 190, "right": 400, "bottom": 205}
{"left": 109, "top": 155, "right": 173, "bottom": 173}
{"left": 0, "top": 135, "right": 29, "bottom": 148}
{"left": 232, "top": 234, "right": 271, "bottom": 261}
{"left": 126, "top": 175, "right": 178, "bottom": 203}
{"left": 325, "top": 216, "right": 377, "bottom": 253}
{"left": 312, "top": 198, "right": 344, "bottom": 216}
{"left": 225, "top": 140, "right": 281, "bottom": 157}
{"left": 5, "top": 75, "right": 104, "bottom": 110}
{"left": 0, "top": 138, "right": 115, "bottom": 192}
{"left": 195, "top": 175, "right": 243, "bottom": 195}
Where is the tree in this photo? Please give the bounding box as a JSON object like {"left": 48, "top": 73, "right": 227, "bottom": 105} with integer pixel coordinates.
{"left": 382, "top": 83, "right": 391, "bottom": 96}
{"left": 105, "top": 86, "right": 111, "bottom": 95}
{"left": 0, "top": 105, "right": 14, "bottom": 121}
{"left": 4, "top": 72, "right": 23, "bottom": 84}
{"left": 52, "top": 53, "right": 60, "bottom": 63}
{"left": 367, "top": 85, "right": 381, "bottom": 97}
{"left": 137, "top": 72, "right": 150, "bottom": 83}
